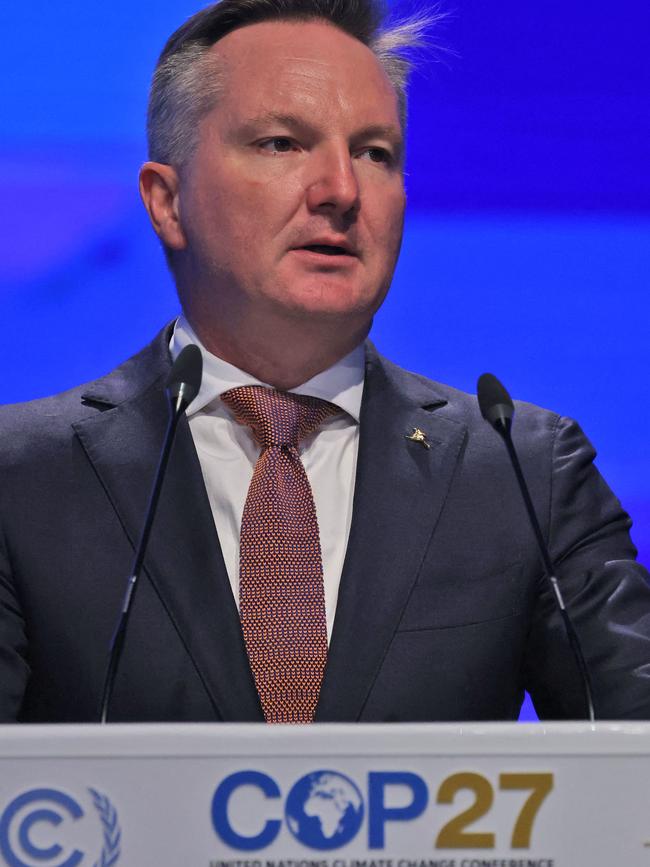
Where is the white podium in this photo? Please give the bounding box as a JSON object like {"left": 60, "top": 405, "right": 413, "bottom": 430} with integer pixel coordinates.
{"left": 0, "top": 722, "right": 649, "bottom": 866}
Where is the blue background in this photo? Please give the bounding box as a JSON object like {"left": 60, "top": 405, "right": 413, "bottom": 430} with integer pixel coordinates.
{"left": 1, "top": 1, "right": 648, "bottom": 720}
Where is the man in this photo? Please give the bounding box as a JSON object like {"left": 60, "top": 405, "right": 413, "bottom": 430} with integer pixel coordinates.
{"left": 0, "top": 0, "right": 649, "bottom": 723}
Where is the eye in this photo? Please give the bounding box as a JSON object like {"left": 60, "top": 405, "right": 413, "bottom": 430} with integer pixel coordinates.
{"left": 358, "top": 146, "right": 395, "bottom": 167}
{"left": 258, "top": 137, "right": 298, "bottom": 154}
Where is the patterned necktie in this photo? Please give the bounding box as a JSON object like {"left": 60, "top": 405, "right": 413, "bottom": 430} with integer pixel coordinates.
{"left": 220, "top": 385, "right": 340, "bottom": 723}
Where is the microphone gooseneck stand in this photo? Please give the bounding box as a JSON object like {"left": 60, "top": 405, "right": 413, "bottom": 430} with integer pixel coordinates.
{"left": 477, "top": 372, "right": 596, "bottom": 723}
{"left": 99, "top": 344, "right": 203, "bottom": 723}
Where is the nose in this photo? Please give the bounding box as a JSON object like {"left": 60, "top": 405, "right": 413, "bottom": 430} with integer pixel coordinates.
{"left": 305, "top": 143, "right": 360, "bottom": 217}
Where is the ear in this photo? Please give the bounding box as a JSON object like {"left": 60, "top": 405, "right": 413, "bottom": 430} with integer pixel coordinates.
{"left": 139, "top": 162, "right": 187, "bottom": 250}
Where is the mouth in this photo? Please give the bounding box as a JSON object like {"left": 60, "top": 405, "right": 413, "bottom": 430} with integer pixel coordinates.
{"left": 291, "top": 241, "right": 358, "bottom": 263}
{"left": 300, "top": 244, "right": 352, "bottom": 256}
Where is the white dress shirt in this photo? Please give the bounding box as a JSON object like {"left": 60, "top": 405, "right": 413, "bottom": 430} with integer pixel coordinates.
{"left": 170, "top": 316, "right": 364, "bottom": 641}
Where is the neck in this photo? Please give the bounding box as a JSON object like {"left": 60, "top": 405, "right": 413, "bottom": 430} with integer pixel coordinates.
{"left": 184, "top": 310, "right": 369, "bottom": 390}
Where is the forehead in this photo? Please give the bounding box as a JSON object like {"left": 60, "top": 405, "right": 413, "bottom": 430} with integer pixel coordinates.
{"left": 207, "top": 19, "right": 400, "bottom": 129}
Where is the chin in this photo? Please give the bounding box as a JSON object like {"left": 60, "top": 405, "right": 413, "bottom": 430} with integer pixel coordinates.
{"left": 281, "top": 299, "right": 376, "bottom": 326}
{"left": 273, "top": 279, "right": 384, "bottom": 320}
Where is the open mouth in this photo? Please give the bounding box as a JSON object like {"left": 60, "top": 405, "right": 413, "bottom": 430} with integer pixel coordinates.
{"left": 299, "top": 244, "right": 353, "bottom": 256}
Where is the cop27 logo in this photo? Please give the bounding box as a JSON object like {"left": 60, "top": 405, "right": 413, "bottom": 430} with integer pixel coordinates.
{"left": 0, "top": 788, "right": 120, "bottom": 867}
{"left": 211, "top": 769, "right": 554, "bottom": 852}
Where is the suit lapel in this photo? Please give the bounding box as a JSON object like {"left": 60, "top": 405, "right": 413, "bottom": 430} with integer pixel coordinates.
{"left": 72, "top": 334, "right": 263, "bottom": 721}
{"left": 316, "top": 348, "right": 467, "bottom": 721}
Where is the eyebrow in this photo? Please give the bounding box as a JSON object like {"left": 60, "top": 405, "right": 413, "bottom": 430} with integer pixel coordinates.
{"left": 352, "top": 123, "right": 404, "bottom": 155}
{"left": 242, "top": 111, "right": 305, "bottom": 131}
{"left": 238, "top": 112, "right": 404, "bottom": 157}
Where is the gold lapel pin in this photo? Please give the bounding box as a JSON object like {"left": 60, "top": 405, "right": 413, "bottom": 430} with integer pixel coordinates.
{"left": 405, "top": 428, "right": 430, "bottom": 449}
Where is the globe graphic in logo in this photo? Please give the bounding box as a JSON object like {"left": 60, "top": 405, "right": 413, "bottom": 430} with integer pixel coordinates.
{"left": 285, "top": 770, "right": 364, "bottom": 850}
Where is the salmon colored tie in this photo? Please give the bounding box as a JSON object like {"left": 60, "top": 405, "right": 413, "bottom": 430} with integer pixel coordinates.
{"left": 220, "top": 386, "right": 340, "bottom": 723}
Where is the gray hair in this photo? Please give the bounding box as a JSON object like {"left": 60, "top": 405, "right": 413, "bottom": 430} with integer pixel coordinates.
{"left": 147, "top": 0, "right": 441, "bottom": 167}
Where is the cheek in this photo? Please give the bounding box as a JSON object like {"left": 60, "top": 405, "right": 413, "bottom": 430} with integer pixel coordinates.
{"left": 229, "top": 150, "right": 305, "bottom": 205}
{"left": 366, "top": 188, "right": 405, "bottom": 257}
{"left": 185, "top": 182, "right": 257, "bottom": 259}
{"left": 231, "top": 173, "right": 304, "bottom": 240}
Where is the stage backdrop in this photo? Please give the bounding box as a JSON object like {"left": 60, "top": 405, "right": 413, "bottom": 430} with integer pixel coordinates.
{"left": 1, "top": 1, "right": 648, "bottom": 722}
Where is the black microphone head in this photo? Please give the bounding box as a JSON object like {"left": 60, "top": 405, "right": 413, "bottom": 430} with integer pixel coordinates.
{"left": 477, "top": 373, "right": 514, "bottom": 433}
{"left": 166, "top": 344, "right": 203, "bottom": 409}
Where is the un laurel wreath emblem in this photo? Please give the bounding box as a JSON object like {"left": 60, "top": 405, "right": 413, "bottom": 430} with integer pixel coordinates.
{"left": 88, "top": 789, "right": 121, "bottom": 867}
{"left": 0, "top": 787, "right": 121, "bottom": 867}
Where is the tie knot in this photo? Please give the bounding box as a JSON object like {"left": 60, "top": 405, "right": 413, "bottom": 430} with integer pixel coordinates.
{"left": 221, "top": 385, "right": 339, "bottom": 448}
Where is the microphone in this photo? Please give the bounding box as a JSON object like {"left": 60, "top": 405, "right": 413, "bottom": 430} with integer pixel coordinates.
{"left": 99, "top": 344, "right": 203, "bottom": 723}
{"left": 477, "top": 373, "right": 596, "bottom": 722}
{"left": 167, "top": 342, "right": 202, "bottom": 414}
{"left": 476, "top": 372, "right": 514, "bottom": 432}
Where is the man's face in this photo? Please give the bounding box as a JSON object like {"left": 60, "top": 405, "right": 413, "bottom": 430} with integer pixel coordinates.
{"left": 175, "top": 19, "right": 405, "bottom": 335}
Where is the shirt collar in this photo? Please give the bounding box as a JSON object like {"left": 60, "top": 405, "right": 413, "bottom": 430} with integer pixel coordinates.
{"left": 170, "top": 315, "right": 365, "bottom": 423}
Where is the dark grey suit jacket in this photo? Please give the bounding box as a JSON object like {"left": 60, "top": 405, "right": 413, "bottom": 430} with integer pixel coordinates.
{"left": 1, "top": 326, "right": 649, "bottom": 722}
